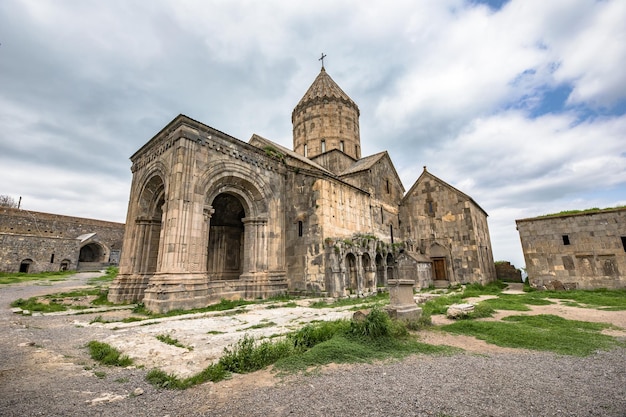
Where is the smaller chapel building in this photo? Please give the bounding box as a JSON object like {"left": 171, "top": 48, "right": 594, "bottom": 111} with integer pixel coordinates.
{"left": 109, "top": 66, "right": 496, "bottom": 312}
{"left": 517, "top": 207, "right": 626, "bottom": 289}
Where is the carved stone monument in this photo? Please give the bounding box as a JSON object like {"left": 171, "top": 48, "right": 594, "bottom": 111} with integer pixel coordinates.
{"left": 385, "top": 279, "right": 422, "bottom": 321}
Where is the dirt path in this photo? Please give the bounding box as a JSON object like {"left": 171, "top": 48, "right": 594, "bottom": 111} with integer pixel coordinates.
{"left": 0, "top": 277, "right": 625, "bottom": 416}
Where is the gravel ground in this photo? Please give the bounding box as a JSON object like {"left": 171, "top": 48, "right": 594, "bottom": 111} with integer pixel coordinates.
{"left": 1, "top": 274, "right": 625, "bottom": 417}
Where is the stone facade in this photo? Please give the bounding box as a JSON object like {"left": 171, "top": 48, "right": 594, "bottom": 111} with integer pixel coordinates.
{"left": 109, "top": 67, "right": 496, "bottom": 312}
{"left": 399, "top": 169, "right": 497, "bottom": 286}
{"left": 516, "top": 208, "right": 626, "bottom": 289}
{"left": 0, "top": 207, "right": 125, "bottom": 273}
{"left": 495, "top": 261, "right": 522, "bottom": 282}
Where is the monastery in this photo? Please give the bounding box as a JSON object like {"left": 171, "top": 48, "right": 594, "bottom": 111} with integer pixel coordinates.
{"left": 109, "top": 64, "right": 496, "bottom": 312}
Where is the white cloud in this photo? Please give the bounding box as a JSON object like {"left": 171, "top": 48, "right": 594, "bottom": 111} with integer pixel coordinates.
{"left": 0, "top": 0, "right": 624, "bottom": 269}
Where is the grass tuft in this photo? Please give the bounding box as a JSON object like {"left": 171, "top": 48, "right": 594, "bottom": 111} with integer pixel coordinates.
{"left": 0, "top": 270, "right": 75, "bottom": 285}
{"left": 156, "top": 334, "right": 193, "bottom": 350}
{"left": 87, "top": 341, "right": 133, "bottom": 366}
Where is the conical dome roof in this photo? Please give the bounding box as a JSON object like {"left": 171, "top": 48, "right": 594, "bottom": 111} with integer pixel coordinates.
{"left": 292, "top": 68, "right": 359, "bottom": 117}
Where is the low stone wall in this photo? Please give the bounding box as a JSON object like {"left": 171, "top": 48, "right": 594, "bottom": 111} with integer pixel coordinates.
{"left": 0, "top": 233, "right": 79, "bottom": 273}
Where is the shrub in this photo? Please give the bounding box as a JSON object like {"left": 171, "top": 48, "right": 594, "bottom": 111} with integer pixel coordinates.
{"left": 288, "top": 320, "right": 349, "bottom": 352}
{"left": 349, "top": 306, "right": 407, "bottom": 339}
{"left": 218, "top": 334, "right": 294, "bottom": 374}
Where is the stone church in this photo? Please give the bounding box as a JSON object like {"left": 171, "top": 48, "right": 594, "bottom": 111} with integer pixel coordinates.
{"left": 109, "top": 65, "right": 496, "bottom": 312}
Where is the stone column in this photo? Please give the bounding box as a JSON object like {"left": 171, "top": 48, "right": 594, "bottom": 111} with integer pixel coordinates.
{"left": 356, "top": 252, "right": 364, "bottom": 295}
{"left": 242, "top": 217, "right": 268, "bottom": 276}
{"left": 386, "top": 279, "right": 422, "bottom": 321}
{"left": 199, "top": 205, "right": 214, "bottom": 273}
{"left": 133, "top": 218, "right": 148, "bottom": 274}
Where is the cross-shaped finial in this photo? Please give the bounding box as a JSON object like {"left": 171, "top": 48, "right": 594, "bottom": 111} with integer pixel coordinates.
{"left": 319, "top": 53, "right": 327, "bottom": 69}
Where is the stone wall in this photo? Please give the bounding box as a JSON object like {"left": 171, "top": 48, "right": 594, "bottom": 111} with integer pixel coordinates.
{"left": 0, "top": 208, "right": 125, "bottom": 273}
{"left": 0, "top": 233, "right": 79, "bottom": 273}
{"left": 495, "top": 261, "right": 522, "bottom": 282}
{"left": 400, "top": 171, "right": 496, "bottom": 284}
{"left": 0, "top": 208, "right": 124, "bottom": 247}
{"left": 516, "top": 208, "right": 626, "bottom": 289}
{"left": 110, "top": 116, "right": 289, "bottom": 312}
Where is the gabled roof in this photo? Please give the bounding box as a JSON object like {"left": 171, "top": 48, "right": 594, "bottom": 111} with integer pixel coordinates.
{"left": 292, "top": 68, "right": 360, "bottom": 117}
{"left": 403, "top": 167, "right": 488, "bottom": 216}
{"left": 340, "top": 151, "right": 387, "bottom": 176}
{"left": 249, "top": 134, "right": 334, "bottom": 176}
{"left": 340, "top": 151, "right": 406, "bottom": 194}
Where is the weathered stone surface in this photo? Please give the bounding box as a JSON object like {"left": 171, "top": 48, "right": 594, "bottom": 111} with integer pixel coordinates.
{"left": 495, "top": 261, "right": 522, "bottom": 282}
{"left": 446, "top": 303, "right": 475, "bottom": 319}
{"left": 516, "top": 208, "right": 626, "bottom": 290}
{"left": 386, "top": 279, "right": 422, "bottom": 321}
{"left": 413, "top": 293, "right": 440, "bottom": 305}
{"left": 108, "top": 68, "right": 496, "bottom": 313}
{"left": 0, "top": 207, "right": 124, "bottom": 273}
{"left": 352, "top": 309, "right": 370, "bottom": 322}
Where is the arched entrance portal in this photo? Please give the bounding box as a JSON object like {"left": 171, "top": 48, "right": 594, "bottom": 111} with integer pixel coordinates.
{"left": 375, "top": 254, "right": 385, "bottom": 286}
{"left": 362, "top": 253, "right": 374, "bottom": 290}
{"left": 135, "top": 175, "right": 165, "bottom": 274}
{"left": 207, "top": 193, "right": 245, "bottom": 280}
{"left": 19, "top": 259, "right": 33, "bottom": 273}
{"left": 346, "top": 253, "right": 358, "bottom": 292}
{"left": 386, "top": 253, "right": 395, "bottom": 280}
{"left": 79, "top": 243, "right": 104, "bottom": 262}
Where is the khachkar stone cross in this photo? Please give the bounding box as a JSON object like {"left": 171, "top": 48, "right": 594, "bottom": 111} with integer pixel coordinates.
{"left": 319, "top": 52, "right": 327, "bottom": 69}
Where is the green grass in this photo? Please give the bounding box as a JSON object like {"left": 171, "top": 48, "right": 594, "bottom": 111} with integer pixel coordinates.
{"left": 479, "top": 295, "right": 533, "bottom": 311}
{"left": 441, "top": 314, "right": 623, "bottom": 356}
{"left": 0, "top": 270, "right": 75, "bottom": 285}
{"left": 239, "top": 321, "right": 277, "bottom": 331}
{"left": 421, "top": 283, "right": 626, "bottom": 318}
{"left": 146, "top": 307, "right": 457, "bottom": 390}
{"left": 87, "top": 341, "right": 133, "bottom": 366}
{"left": 130, "top": 298, "right": 255, "bottom": 320}
{"left": 156, "top": 334, "right": 193, "bottom": 350}
{"left": 531, "top": 288, "right": 626, "bottom": 310}
{"left": 461, "top": 281, "right": 507, "bottom": 298}
{"left": 537, "top": 205, "right": 626, "bottom": 218}
{"left": 10, "top": 288, "right": 117, "bottom": 313}
{"left": 309, "top": 292, "right": 389, "bottom": 309}
{"left": 11, "top": 297, "right": 67, "bottom": 313}
{"left": 420, "top": 293, "right": 464, "bottom": 316}
{"left": 266, "top": 301, "right": 298, "bottom": 309}
{"left": 87, "top": 266, "right": 119, "bottom": 284}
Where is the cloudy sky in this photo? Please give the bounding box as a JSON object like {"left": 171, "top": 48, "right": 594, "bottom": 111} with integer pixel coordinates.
{"left": 1, "top": 0, "right": 625, "bottom": 269}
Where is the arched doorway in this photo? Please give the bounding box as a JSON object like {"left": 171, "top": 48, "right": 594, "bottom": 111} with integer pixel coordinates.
{"left": 375, "top": 254, "right": 385, "bottom": 286}
{"left": 79, "top": 243, "right": 104, "bottom": 262}
{"left": 362, "top": 253, "right": 374, "bottom": 290}
{"left": 19, "top": 259, "right": 33, "bottom": 273}
{"left": 430, "top": 243, "right": 450, "bottom": 286}
{"left": 60, "top": 259, "right": 71, "bottom": 271}
{"left": 135, "top": 175, "right": 165, "bottom": 274}
{"left": 386, "top": 253, "right": 395, "bottom": 280}
{"left": 207, "top": 193, "right": 245, "bottom": 280}
{"left": 346, "top": 253, "right": 358, "bottom": 293}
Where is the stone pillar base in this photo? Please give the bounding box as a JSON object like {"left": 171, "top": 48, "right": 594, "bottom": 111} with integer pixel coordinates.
{"left": 386, "top": 279, "right": 422, "bottom": 321}
{"left": 385, "top": 304, "right": 422, "bottom": 321}
{"left": 107, "top": 274, "right": 152, "bottom": 303}
{"left": 141, "top": 272, "right": 288, "bottom": 313}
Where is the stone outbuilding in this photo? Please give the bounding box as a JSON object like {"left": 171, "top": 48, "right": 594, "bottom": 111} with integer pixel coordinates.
{"left": 516, "top": 207, "right": 626, "bottom": 289}
{"left": 0, "top": 207, "right": 124, "bottom": 273}
{"left": 109, "top": 66, "right": 496, "bottom": 312}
